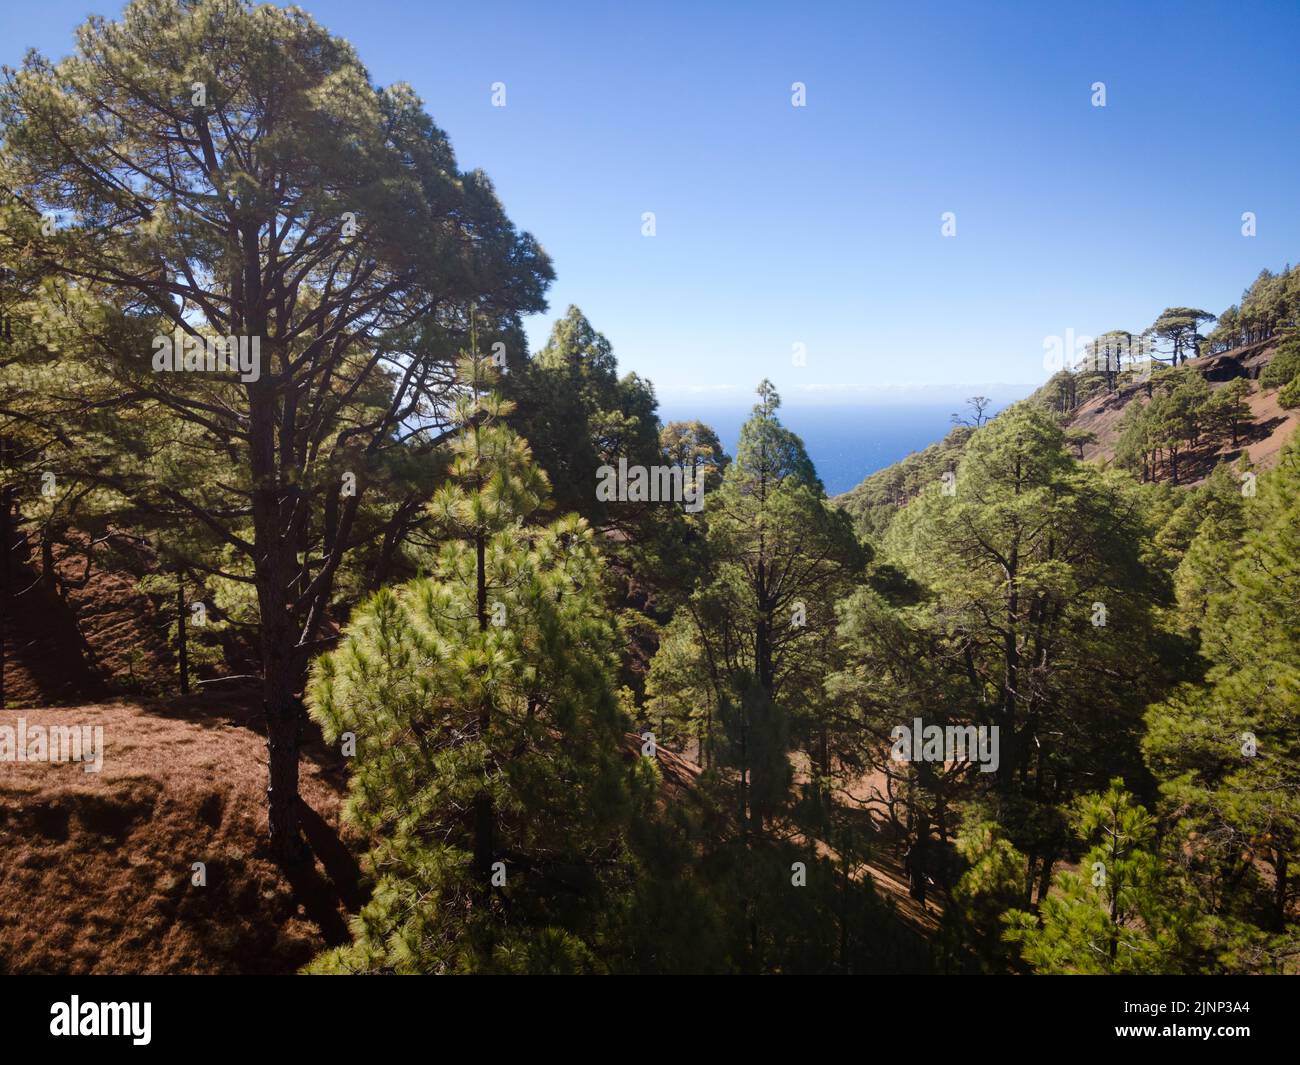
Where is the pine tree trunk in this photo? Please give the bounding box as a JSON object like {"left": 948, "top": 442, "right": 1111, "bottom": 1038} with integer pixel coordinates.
{"left": 264, "top": 680, "right": 302, "bottom": 862}
{"left": 1035, "top": 850, "right": 1055, "bottom": 903}
{"left": 1108, "top": 871, "right": 1121, "bottom": 963}
{"left": 817, "top": 726, "right": 830, "bottom": 826}
{"left": 1273, "top": 850, "right": 1289, "bottom": 933}
{"left": 260, "top": 570, "right": 303, "bottom": 862}
{"left": 473, "top": 526, "right": 494, "bottom": 895}
{"left": 0, "top": 462, "right": 10, "bottom": 710}
{"left": 176, "top": 571, "right": 189, "bottom": 696}
{"left": 999, "top": 542, "right": 1020, "bottom": 795}
{"left": 250, "top": 385, "right": 305, "bottom": 864}
{"left": 41, "top": 533, "right": 55, "bottom": 588}
{"left": 838, "top": 832, "right": 851, "bottom": 970}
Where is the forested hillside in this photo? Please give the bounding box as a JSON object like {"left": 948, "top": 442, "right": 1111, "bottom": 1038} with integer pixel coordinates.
{"left": 841, "top": 267, "right": 1300, "bottom": 538}
{"left": 1, "top": 1, "right": 1296, "bottom": 976}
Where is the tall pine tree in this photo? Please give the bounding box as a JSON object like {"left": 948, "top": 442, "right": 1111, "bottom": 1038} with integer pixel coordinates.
{"left": 306, "top": 339, "right": 641, "bottom": 973}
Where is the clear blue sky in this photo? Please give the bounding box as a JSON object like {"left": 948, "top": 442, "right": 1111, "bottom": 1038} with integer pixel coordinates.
{"left": 3, "top": 0, "right": 1298, "bottom": 405}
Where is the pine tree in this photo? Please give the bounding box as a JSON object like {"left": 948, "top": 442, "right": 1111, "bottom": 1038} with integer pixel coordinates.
{"left": 648, "top": 380, "right": 863, "bottom": 824}
{"left": 948, "top": 821, "right": 1026, "bottom": 971}
{"left": 1005, "top": 781, "right": 1207, "bottom": 974}
{"left": 660, "top": 420, "right": 729, "bottom": 495}
{"left": 0, "top": 0, "right": 552, "bottom": 858}
{"left": 306, "top": 340, "right": 640, "bottom": 973}
{"left": 1144, "top": 440, "right": 1300, "bottom": 959}
{"left": 827, "top": 584, "right": 971, "bottom": 904}
{"left": 881, "top": 404, "right": 1172, "bottom": 899}
{"left": 1204, "top": 377, "right": 1253, "bottom": 447}
{"left": 644, "top": 380, "right": 869, "bottom": 970}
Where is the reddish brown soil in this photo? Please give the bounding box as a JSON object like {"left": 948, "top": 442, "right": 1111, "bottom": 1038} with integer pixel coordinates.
{"left": 1073, "top": 338, "right": 1300, "bottom": 484}
{"left": 778, "top": 752, "right": 941, "bottom": 934}
{"left": 0, "top": 694, "right": 362, "bottom": 974}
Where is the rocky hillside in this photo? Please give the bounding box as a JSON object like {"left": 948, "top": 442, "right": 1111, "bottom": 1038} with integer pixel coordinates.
{"left": 1068, "top": 337, "right": 1299, "bottom": 475}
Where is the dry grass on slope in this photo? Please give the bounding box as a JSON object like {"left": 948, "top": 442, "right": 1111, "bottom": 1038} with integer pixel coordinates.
{"left": 0, "top": 695, "right": 361, "bottom": 974}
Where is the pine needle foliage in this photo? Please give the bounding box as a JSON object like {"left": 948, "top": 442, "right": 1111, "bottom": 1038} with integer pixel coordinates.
{"left": 306, "top": 333, "right": 640, "bottom": 973}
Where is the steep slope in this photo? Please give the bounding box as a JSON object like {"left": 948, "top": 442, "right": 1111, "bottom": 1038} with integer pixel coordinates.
{"left": 0, "top": 693, "right": 362, "bottom": 974}
{"left": 1068, "top": 338, "right": 1300, "bottom": 477}
{"left": 2, "top": 536, "right": 178, "bottom": 708}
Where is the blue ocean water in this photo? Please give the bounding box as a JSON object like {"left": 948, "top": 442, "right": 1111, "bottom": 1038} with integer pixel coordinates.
{"left": 657, "top": 404, "right": 981, "bottom": 496}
